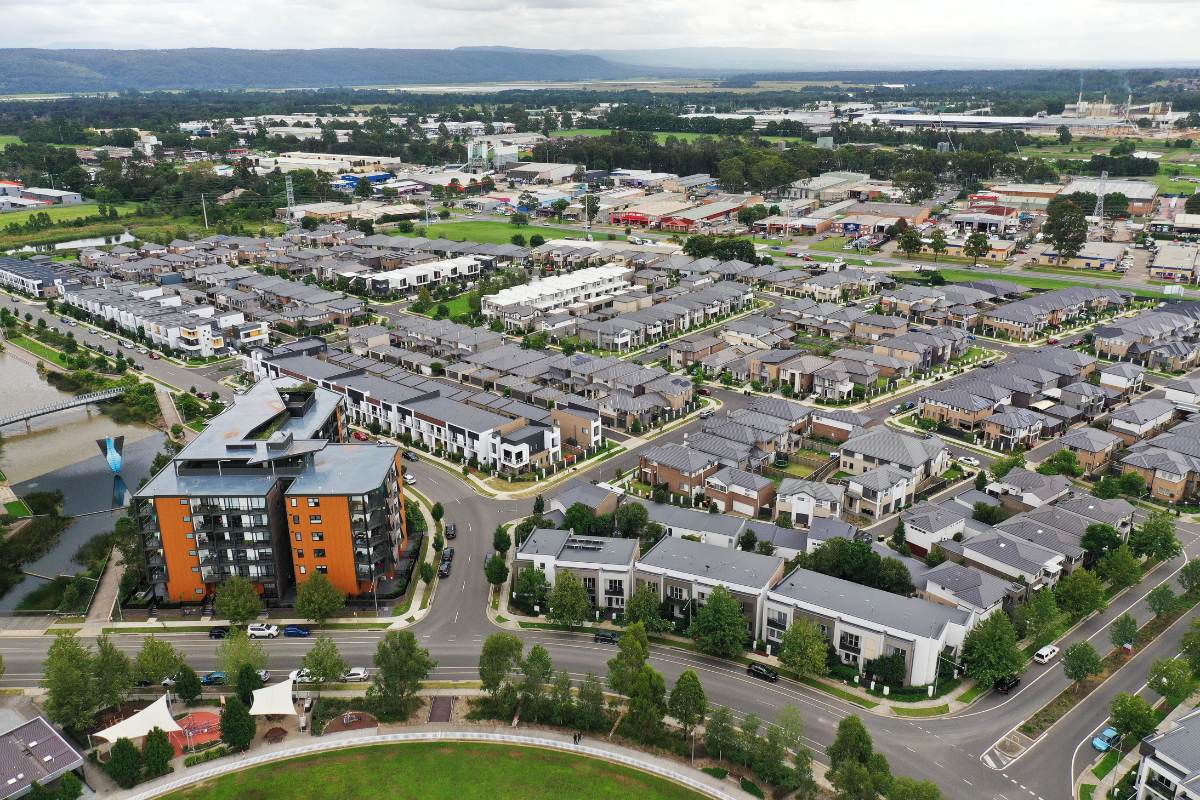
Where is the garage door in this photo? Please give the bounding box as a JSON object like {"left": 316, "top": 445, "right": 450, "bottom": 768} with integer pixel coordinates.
{"left": 733, "top": 501, "right": 755, "bottom": 516}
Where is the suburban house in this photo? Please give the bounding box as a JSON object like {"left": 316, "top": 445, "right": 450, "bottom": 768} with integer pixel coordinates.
{"left": 981, "top": 407, "right": 1047, "bottom": 451}
{"left": 917, "top": 561, "right": 1017, "bottom": 619}
{"left": 1058, "top": 427, "right": 1125, "bottom": 472}
{"left": 838, "top": 427, "right": 951, "bottom": 484}
{"left": 1108, "top": 399, "right": 1177, "bottom": 446}
{"left": 842, "top": 465, "right": 915, "bottom": 521}
{"left": 899, "top": 501, "right": 968, "bottom": 557}
{"left": 776, "top": 479, "right": 845, "bottom": 527}
{"left": 986, "top": 468, "right": 1072, "bottom": 508}
{"left": 937, "top": 530, "right": 1066, "bottom": 588}
{"left": 1098, "top": 362, "right": 1147, "bottom": 398}
{"left": 704, "top": 467, "right": 777, "bottom": 518}
{"left": 1133, "top": 705, "right": 1200, "bottom": 800}
{"left": 638, "top": 444, "right": 720, "bottom": 500}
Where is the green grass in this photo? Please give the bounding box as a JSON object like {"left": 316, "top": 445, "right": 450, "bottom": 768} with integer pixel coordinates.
{"left": 1024, "top": 266, "right": 1123, "bottom": 280}
{"left": 956, "top": 684, "right": 989, "bottom": 704}
{"left": 186, "top": 421, "right": 208, "bottom": 433}
{"left": 9, "top": 335, "right": 68, "bottom": 366}
{"left": 0, "top": 201, "right": 131, "bottom": 227}
{"left": 435, "top": 295, "right": 474, "bottom": 317}
{"left": 799, "top": 677, "right": 880, "bottom": 708}
{"left": 1092, "top": 749, "right": 1121, "bottom": 780}
{"left": 810, "top": 236, "right": 854, "bottom": 253}
{"left": 4, "top": 500, "right": 32, "bottom": 518}
{"left": 891, "top": 704, "right": 949, "bottom": 717}
{"left": 1080, "top": 784, "right": 1097, "bottom": 800}
{"left": 565, "top": 128, "right": 793, "bottom": 146}
{"left": 155, "top": 741, "right": 713, "bottom": 800}
{"left": 393, "top": 220, "right": 611, "bottom": 246}
{"left": 951, "top": 346, "right": 989, "bottom": 364}
{"left": 832, "top": 471, "right": 853, "bottom": 479}
{"left": 930, "top": 269, "right": 1173, "bottom": 298}
{"left": 0, "top": 135, "right": 20, "bottom": 148}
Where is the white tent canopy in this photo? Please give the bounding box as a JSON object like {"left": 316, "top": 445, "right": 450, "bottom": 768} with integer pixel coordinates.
{"left": 249, "top": 679, "right": 297, "bottom": 716}
{"left": 94, "top": 695, "right": 183, "bottom": 743}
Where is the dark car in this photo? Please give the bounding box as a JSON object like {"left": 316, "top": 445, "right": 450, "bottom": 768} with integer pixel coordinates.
{"left": 284, "top": 625, "right": 311, "bottom": 637}
{"left": 747, "top": 663, "right": 779, "bottom": 683}
{"left": 994, "top": 675, "right": 1021, "bottom": 694}
{"left": 441, "top": 547, "right": 454, "bottom": 562}
{"left": 402, "top": 451, "right": 419, "bottom": 462}
{"left": 208, "top": 626, "right": 230, "bottom": 639}
{"left": 437, "top": 563, "right": 451, "bottom": 578}
{"left": 698, "top": 387, "right": 712, "bottom": 396}
{"left": 594, "top": 630, "right": 621, "bottom": 644}
{"left": 200, "top": 672, "right": 227, "bottom": 686}
{"left": 444, "top": 522, "right": 456, "bottom": 540}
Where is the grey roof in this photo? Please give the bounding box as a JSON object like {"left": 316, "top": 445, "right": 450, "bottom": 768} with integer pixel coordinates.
{"left": 770, "top": 567, "right": 971, "bottom": 638}
{"left": 1143, "top": 706, "right": 1200, "bottom": 787}
{"left": 849, "top": 465, "right": 911, "bottom": 492}
{"left": 901, "top": 501, "right": 966, "bottom": 534}
{"left": 517, "top": 529, "right": 639, "bottom": 567}
{"left": 550, "top": 478, "right": 619, "bottom": 512}
{"left": 923, "top": 562, "right": 1016, "bottom": 610}
{"left": 639, "top": 535, "right": 782, "bottom": 589}
{"left": 286, "top": 442, "right": 400, "bottom": 495}
{"left": 1060, "top": 427, "right": 1123, "bottom": 452}
{"left": 809, "top": 516, "right": 859, "bottom": 541}
{"left": 842, "top": 427, "right": 946, "bottom": 470}
{"left": 1053, "top": 494, "right": 1135, "bottom": 527}
{"left": 996, "top": 467, "right": 1072, "bottom": 501}
{"left": 710, "top": 466, "right": 775, "bottom": 493}
{"left": 1100, "top": 361, "right": 1146, "bottom": 379}
{"left": 1109, "top": 398, "right": 1176, "bottom": 425}
{"left": 777, "top": 478, "right": 844, "bottom": 504}
{"left": 961, "top": 531, "right": 1062, "bottom": 574}
{"left": 948, "top": 489, "right": 1000, "bottom": 509}
{"left": 0, "top": 715, "right": 85, "bottom": 799}
{"left": 628, "top": 498, "right": 748, "bottom": 537}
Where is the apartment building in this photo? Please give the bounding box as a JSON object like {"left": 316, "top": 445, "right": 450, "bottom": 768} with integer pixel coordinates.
{"left": 482, "top": 264, "right": 633, "bottom": 319}
{"left": 133, "top": 378, "right": 405, "bottom": 601}
{"left": 763, "top": 567, "right": 974, "bottom": 684}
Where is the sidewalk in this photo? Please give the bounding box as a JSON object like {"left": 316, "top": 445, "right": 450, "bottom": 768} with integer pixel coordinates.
{"left": 1073, "top": 697, "right": 1196, "bottom": 799}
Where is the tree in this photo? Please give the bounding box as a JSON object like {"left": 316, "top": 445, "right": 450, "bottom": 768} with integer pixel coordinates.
{"left": 737, "top": 529, "right": 758, "bottom": 552}
{"left": 420, "top": 561, "right": 435, "bottom": 584}
{"left": 898, "top": 228, "right": 924, "bottom": 259}
{"left": 369, "top": 630, "right": 437, "bottom": 719}
{"left": 1098, "top": 545, "right": 1142, "bottom": 592}
{"left": 827, "top": 715, "right": 874, "bottom": 773}
{"left": 215, "top": 629, "right": 268, "bottom": 678}
{"left": 1110, "top": 612, "right": 1139, "bottom": 651}
{"left": 972, "top": 502, "right": 1008, "bottom": 526}
{"left": 430, "top": 502, "right": 444, "bottom": 524}
{"left": 669, "top": 669, "right": 708, "bottom": 739}
{"left": 612, "top": 588, "right": 661, "bottom": 635}
{"left": 974, "top": 470, "right": 987, "bottom": 491}
{"left": 175, "top": 663, "right": 202, "bottom": 704}
{"left": 1130, "top": 509, "right": 1182, "bottom": 562}
{"left": 582, "top": 195, "right": 601, "bottom": 225}
{"left": 576, "top": 671, "right": 608, "bottom": 732}
{"left": 220, "top": 695, "right": 256, "bottom": 751}
{"left": 533, "top": 494, "right": 545, "bottom": 516}
{"left": 1056, "top": 568, "right": 1106, "bottom": 618}
{"left": 615, "top": 502, "right": 649, "bottom": 538}
{"left": 704, "top": 705, "right": 740, "bottom": 764}
{"left": 1061, "top": 642, "right": 1103, "bottom": 689}
{"left": 1181, "top": 617, "right": 1200, "bottom": 674}
{"left": 514, "top": 565, "right": 549, "bottom": 609}
{"left": 294, "top": 571, "right": 346, "bottom": 624}
{"left": 689, "top": 585, "right": 749, "bottom": 658}
{"left": 1149, "top": 657, "right": 1194, "bottom": 706}
{"left": 295, "top": 635, "right": 348, "bottom": 700}
{"left": 214, "top": 574, "right": 262, "bottom": 624}
{"left": 41, "top": 632, "right": 97, "bottom": 731}
{"left": 1014, "top": 586, "right": 1059, "bottom": 641}
{"left": 143, "top": 726, "right": 175, "bottom": 779}
{"left": 510, "top": 233, "right": 526, "bottom": 247}
{"left": 960, "top": 612, "right": 1023, "bottom": 688}
{"left": 483, "top": 554, "right": 509, "bottom": 589}
{"left": 891, "top": 518, "right": 906, "bottom": 549}
{"left": 563, "top": 501, "right": 595, "bottom": 535}
{"left": 990, "top": 451, "right": 1026, "bottom": 480}
{"left": 510, "top": 213, "right": 529, "bottom": 229}
{"left": 1109, "top": 692, "right": 1158, "bottom": 743}
{"left": 1043, "top": 200, "right": 1089, "bottom": 262}
{"left": 890, "top": 776, "right": 945, "bottom": 800}
{"left": 779, "top": 618, "right": 830, "bottom": 679}
{"left": 1081, "top": 524, "right": 1123, "bottom": 560}
{"left": 963, "top": 232, "right": 989, "bottom": 266}
{"left": 1179, "top": 559, "right": 1200, "bottom": 594}
{"left": 607, "top": 621, "right": 649, "bottom": 696}
{"left": 626, "top": 665, "right": 667, "bottom": 739}
{"left": 479, "top": 633, "right": 524, "bottom": 696}
{"left": 58, "top": 770, "right": 83, "bottom": 800}
{"left": 1057, "top": 125, "right": 1073, "bottom": 145}
{"left": 492, "top": 525, "right": 512, "bottom": 554}
{"left": 106, "top": 737, "right": 143, "bottom": 788}
{"left": 1037, "top": 449, "right": 1084, "bottom": 478}
{"left": 551, "top": 198, "right": 570, "bottom": 222}
{"left": 93, "top": 633, "right": 134, "bottom": 711}
{"left": 520, "top": 644, "right": 554, "bottom": 713}
{"left": 1148, "top": 584, "right": 1177, "bottom": 618}
{"left": 234, "top": 662, "right": 263, "bottom": 707}
{"left": 545, "top": 570, "right": 591, "bottom": 630}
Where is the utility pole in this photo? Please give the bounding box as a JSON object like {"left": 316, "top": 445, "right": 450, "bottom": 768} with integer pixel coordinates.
{"left": 201, "top": 194, "right": 209, "bottom": 229}
{"left": 285, "top": 174, "right": 295, "bottom": 221}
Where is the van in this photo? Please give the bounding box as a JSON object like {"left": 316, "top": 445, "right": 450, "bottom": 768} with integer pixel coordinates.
{"left": 1034, "top": 645, "right": 1060, "bottom": 664}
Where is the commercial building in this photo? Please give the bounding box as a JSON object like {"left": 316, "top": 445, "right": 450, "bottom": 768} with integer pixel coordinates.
{"left": 20, "top": 187, "right": 83, "bottom": 205}
{"left": 0, "top": 715, "right": 85, "bottom": 800}
{"left": 1063, "top": 178, "right": 1159, "bottom": 215}
{"left": 133, "top": 378, "right": 406, "bottom": 601}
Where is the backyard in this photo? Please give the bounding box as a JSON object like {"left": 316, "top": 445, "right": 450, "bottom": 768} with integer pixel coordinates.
{"left": 156, "top": 742, "right": 713, "bottom": 800}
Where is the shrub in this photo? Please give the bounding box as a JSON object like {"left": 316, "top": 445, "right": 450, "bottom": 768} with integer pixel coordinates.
{"left": 183, "top": 746, "right": 228, "bottom": 767}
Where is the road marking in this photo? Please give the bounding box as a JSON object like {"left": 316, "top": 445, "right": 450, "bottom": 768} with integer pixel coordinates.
{"left": 454, "top": 611, "right": 459, "bottom": 624}
{"left": 963, "top": 779, "right": 972, "bottom": 786}
{"left": 461, "top": 582, "right": 466, "bottom": 593}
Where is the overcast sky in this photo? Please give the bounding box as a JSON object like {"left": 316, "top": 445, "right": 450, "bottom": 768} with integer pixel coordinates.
{"left": 11, "top": 0, "right": 1200, "bottom": 66}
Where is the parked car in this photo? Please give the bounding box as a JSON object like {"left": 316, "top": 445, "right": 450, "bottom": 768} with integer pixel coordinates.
{"left": 698, "top": 387, "right": 712, "bottom": 396}
{"left": 890, "top": 405, "right": 902, "bottom": 415}
{"left": 59, "top": 316, "right": 71, "bottom": 324}
{"left": 994, "top": 675, "right": 1021, "bottom": 694}
{"left": 445, "top": 522, "right": 456, "bottom": 539}
{"left": 137, "top": 347, "right": 147, "bottom": 354}
{"left": 903, "top": 401, "right": 915, "bottom": 410}
{"left": 441, "top": 547, "right": 455, "bottom": 562}
{"left": 747, "top": 663, "right": 779, "bottom": 683}
{"left": 284, "top": 625, "right": 310, "bottom": 637}
{"left": 88, "top": 328, "right": 98, "bottom": 334}
{"left": 437, "top": 563, "right": 451, "bottom": 578}
{"left": 100, "top": 332, "right": 111, "bottom": 339}
{"left": 345, "top": 668, "right": 370, "bottom": 682}
{"left": 1047, "top": 338, "right": 1060, "bottom": 344}
{"left": 150, "top": 353, "right": 161, "bottom": 360}
{"left": 959, "top": 456, "right": 980, "bottom": 467}
{"left": 1034, "top": 645, "right": 1060, "bottom": 664}
{"left": 208, "top": 626, "right": 230, "bottom": 639}
{"left": 352, "top": 431, "right": 370, "bottom": 441}
{"left": 258, "top": 670, "right": 271, "bottom": 682}
{"left": 404, "top": 473, "right": 416, "bottom": 485}
{"left": 288, "top": 669, "right": 322, "bottom": 684}
{"left": 699, "top": 409, "right": 714, "bottom": 419}
{"left": 594, "top": 630, "right": 620, "bottom": 645}
{"left": 402, "top": 451, "right": 419, "bottom": 462}
{"left": 1093, "top": 728, "right": 1122, "bottom": 752}
{"left": 201, "top": 672, "right": 227, "bottom": 686}
{"left": 247, "top": 623, "right": 279, "bottom": 639}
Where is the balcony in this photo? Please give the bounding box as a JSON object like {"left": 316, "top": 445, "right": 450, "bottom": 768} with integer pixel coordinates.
{"left": 839, "top": 638, "right": 861, "bottom": 655}
{"left": 141, "top": 534, "right": 162, "bottom": 550}
{"left": 148, "top": 567, "right": 168, "bottom": 582}
{"left": 766, "top": 616, "right": 788, "bottom": 631}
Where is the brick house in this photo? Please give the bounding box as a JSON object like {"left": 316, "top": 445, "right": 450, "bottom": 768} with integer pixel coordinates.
{"left": 639, "top": 443, "right": 720, "bottom": 500}
{"left": 1108, "top": 399, "right": 1177, "bottom": 446}
{"left": 705, "top": 467, "right": 777, "bottom": 518}
{"left": 1058, "top": 428, "right": 1124, "bottom": 472}
{"left": 919, "top": 388, "right": 997, "bottom": 433}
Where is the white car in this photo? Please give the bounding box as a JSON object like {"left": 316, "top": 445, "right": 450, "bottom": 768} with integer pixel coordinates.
{"left": 404, "top": 473, "right": 416, "bottom": 485}
{"left": 247, "top": 623, "right": 279, "bottom": 639}
{"left": 959, "top": 456, "right": 980, "bottom": 467}
{"left": 288, "top": 669, "right": 323, "bottom": 684}
{"left": 345, "top": 668, "right": 370, "bottom": 682}
{"left": 100, "top": 332, "right": 111, "bottom": 339}
{"left": 1034, "top": 644, "right": 1060, "bottom": 664}
{"left": 863, "top": 260, "right": 873, "bottom": 266}
{"left": 258, "top": 670, "right": 271, "bottom": 681}
{"left": 137, "top": 348, "right": 148, "bottom": 354}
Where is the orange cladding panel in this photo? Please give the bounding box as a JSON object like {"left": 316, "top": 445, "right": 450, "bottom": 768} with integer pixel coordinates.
{"left": 156, "top": 497, "right": 206, "bottom": 600}
{"left": 289, "top": 495, "right": 360, "bottom": 595}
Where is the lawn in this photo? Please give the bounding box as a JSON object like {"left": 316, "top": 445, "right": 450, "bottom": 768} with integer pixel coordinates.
{"left": 0, "top": 201, "right": 131, "bottom": 227}
{"left": 1024, "top": 266, "right": 1122, "bottom": 281}
{"left": 930, "top": 269, "right": 1174, "bottom": 298}
{"left": 1092, "top": 749, "right": 1121, "bottom": 780}
{"left": 810, "top": 236, "right": 854, "bottom": 253}
{"left": 891, "top": 704, "right": 949, "bottom": 717}
{"left": 392, "top": 220, "right": 616, "bottom": 246}
{"left": 771, "top": 462, "right": 816, "bottom": 479}
{"left": 155, "top": 742, "right": 713, "bottom": 800}
{"left": 956, "top": 684, "right": 989, "bottom": 704}
{"left": 10, "top": 335, "right": 69, "bottom": 366}
{"left": 4, "top": 500, "right": 32, "bottom": 518}
{"left": 436, "top": 294, "right": 474, "bottom": 317}
{"left": 950, "top": 346, "right": 988, "bottom": 364}
{"left": 1080, "top": 784, "right": 1097, "bottom": 800}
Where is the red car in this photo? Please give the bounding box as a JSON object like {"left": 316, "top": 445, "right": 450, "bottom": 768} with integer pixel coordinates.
{"left": 698, "top": 388, "right": 712, "bottom": 396}
{"left": 801, "top": 255, "right": 815, "bottom": 262}
{"left": 1047, "top": 338, "right": 1060, "bottom": 344}
{"left": 352, "top": 431, "right": 370, "bottom": 441}
{"left": 149, "top": 352, "right": 161, "bottom": 360}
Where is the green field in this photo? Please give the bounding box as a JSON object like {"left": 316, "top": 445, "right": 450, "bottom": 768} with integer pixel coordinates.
{"left": 10, "top": 336, "right": 69, "bottom": 366}
{"left": 564, "top": 128, "right": 794, "bottom": 145}
{"left": 0, "top": 201, "right": 129, "bottom": 227}
{"left": 394, "top": 220, "right": 624, "bottom": 246}
{"left": 0, "top": 136, "right": 20, "bottom": 148}
{"left": 4, "top": 500, "right": 32, "bottom": 518}
{"left": 157, "top": 742, "right": 711, "bottom": 800}
{"left": 932, "top": 269, "right": 1172, "bottom": 297}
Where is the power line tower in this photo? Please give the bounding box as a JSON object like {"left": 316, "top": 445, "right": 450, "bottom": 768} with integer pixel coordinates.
{"left": 1093, "top": 170, "right": 1107, "bottom": 220}
{"left": 285, "top": 174, "right": 295, "bottom": 220}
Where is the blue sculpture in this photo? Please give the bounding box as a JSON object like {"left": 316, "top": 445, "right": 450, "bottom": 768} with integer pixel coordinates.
{"left": 96, "top": 436, "right": 124, "bottom": 475}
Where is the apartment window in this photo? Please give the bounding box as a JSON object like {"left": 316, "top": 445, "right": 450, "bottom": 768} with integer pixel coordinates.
{"left": 669, "top": 586, "right": 685, "bottom": 601}
{"left": 607, "top": 579, "right": 623, "bottom": 594}
{"left": 308, "top": 498, "right": 320, "bottom": 507}
{"left": 192, "top": 566, "right": 200, "bottom": 572}
{"left": 296, "top": 549, "right": 304, "bottom": 559}
{"left": 188, "top": 550, "right": 197, "bottom": 557}
{"left": 311, "top": 532, "right": 324, "bottom": 541}
{"left": 299, "top": 566, "right": 306, "bottom": 575}
{"left": 293, "top": 515, "right": 300, "bottom": 525}
{"left": 840, "top": 632, "right": 861, "bottom": 651}
{"left": 309, "top": 515, "right": 322, "bottom": 524}
{"left": 180, "top": 499, "right": 188, "bottom": 505}
{"left": 182, "top": 516, "right": 191, "bottom": 522}
{"left": 314, "top": 549, "right": 326, "bottom": 559}
{"left": 196, "top": 588, "right": 204, "bottom": 594}
{"left": 290, "top": 498, "right": 297, "bottom": 507}
{"left": 186, "top": 533, "right": 194, "bottom": 539}
{"left": 887, "top": 646, "right": 907, "bottom": 661}
{"left": 316, "top": 565, "right": 328, "bottom": 574}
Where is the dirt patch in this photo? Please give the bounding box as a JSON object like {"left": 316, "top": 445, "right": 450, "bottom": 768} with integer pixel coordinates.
{"left": 322, "top": 711, "right": 377, "bottom": 735}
